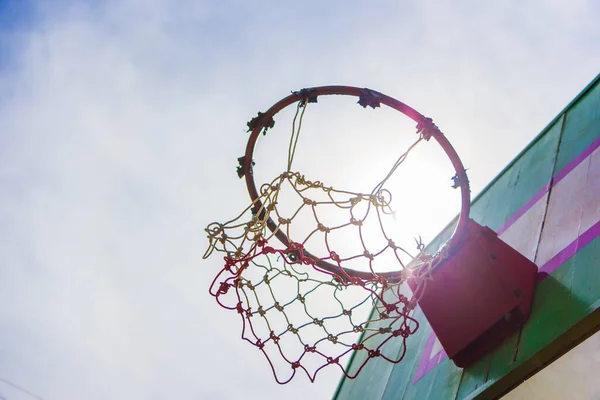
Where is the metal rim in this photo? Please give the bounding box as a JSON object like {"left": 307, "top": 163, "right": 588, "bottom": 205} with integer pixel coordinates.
{"left": 239, "top": 86, "right": 470, "bottom": 281}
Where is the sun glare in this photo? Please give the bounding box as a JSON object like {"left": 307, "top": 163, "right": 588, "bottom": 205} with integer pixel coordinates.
{"left": 250, "top": 92, "right": 462, "bottom": 273}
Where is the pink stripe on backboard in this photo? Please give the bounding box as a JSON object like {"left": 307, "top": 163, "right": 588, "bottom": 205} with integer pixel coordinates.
{"left": 413, "top": 331, "right": 437, "bottom": 382}
{"left": 428, "top": 349, "right": 446, "bottom": 372}
{"left": 553, "top": 135, "right": 600, "bottom": 184}
{"left": 538, "top": 218, "right": 600, "bottom": 278}
{"left": 497, "top": 135, "right": 600, "bottom": 236}
{"left": 497, "top": 182, "right": 550, "bottom": 236}
{"left": 413, "top": 134, "right": 600, "bottom": 382}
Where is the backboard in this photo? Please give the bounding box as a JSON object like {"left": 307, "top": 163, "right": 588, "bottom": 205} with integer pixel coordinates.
{"left": 334, "top": 72, "right": 600, "bottom": 400}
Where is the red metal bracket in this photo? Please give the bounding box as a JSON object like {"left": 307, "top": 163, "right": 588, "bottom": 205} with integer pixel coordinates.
{"left": 410, "top": 220, "right": 538, "bottom": 367}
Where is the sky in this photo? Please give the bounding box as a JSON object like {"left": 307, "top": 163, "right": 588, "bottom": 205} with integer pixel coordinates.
{"left": 0, "top": 0, "right": 599, "bottom": 399}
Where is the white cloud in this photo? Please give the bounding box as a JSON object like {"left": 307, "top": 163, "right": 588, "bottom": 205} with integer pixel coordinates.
{"left": 0, "top": 0, "right": 598, "bottom": 399}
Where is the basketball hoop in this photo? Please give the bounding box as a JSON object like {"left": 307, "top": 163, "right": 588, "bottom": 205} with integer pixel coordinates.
{"left": 203, "top": 86, "right": 471, "bottom": 383}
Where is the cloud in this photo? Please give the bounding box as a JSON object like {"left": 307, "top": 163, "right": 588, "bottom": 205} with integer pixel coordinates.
{"left": 0, "top": 0, "right": 598, "bottom": 399}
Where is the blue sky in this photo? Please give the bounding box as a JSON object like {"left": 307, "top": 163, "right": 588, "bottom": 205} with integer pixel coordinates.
{"left": 0, "top": 1, "right": 598, "bottom": 399}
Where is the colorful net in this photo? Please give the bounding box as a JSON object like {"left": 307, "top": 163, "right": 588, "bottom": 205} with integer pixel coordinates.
{"left": 204, "top": 93, "right": 453, "bottom": 383}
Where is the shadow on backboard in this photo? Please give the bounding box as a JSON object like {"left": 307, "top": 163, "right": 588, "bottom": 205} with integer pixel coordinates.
{"left": 479, "top": 269, "right": 600, "bottom": 399}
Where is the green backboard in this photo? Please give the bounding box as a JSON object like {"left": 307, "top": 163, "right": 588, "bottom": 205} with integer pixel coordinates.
{"left": 334, "top": 73, "right": 600, "bottom": 400}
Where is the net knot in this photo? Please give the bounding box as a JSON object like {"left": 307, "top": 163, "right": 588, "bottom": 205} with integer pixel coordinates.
{"left": 217, "top": 282, "right": 230, "bottom": 295}
{"left": 317, "top": 223, "right": 330, "bottom": 233}
{"left": 301, "top": 255, "right": 317, "bottom": 265}
{"left": 269, "top": 331, "right": 280, "bottom": 344}
{"left": 329, "top": 251, "right": 341, "bottom": 263}
{"left": 350, "top": 217, "right": 363, "bottom": 226}
{"left": 224, "top": 257, "right": 235, "bottom": 271}
{"left": 384, "top": 303, "right": 398, "bottom": 314}
{"left": 263, "top": 246, "right": 276, "bottom": 254}
{"left": 278, "top": 217, "right": 291, "bottom": 225}
{"left": 350, "top": 277, "right": 365, "bottom": 286}
{"left": 288, "top": 242, "right": 304, "bottom": 253}
{"left": 350, "top": 195, "right": 363, "bottom": 206}
{"left": 374, "top": 189, "right": 392, "bottom": 208}
{"left": 393, "top": 328, "right": 410, "bottom": 338}
{"left": 327, "top": 357, "right": 340, "bottom": 365}
{"left": 368, "top": 349, "right": 382, "bottom": 358}
{"left": 236, "top": 302, "right": 244, "bottom": 314}
{"left": 304, "top": 345, "right": 316, "bottom": 353}
{"left": 287, "top": 242, "right": 311, "bottom": 264}
{"left": 376, "top": 276, "right": 389, "bottom": 288}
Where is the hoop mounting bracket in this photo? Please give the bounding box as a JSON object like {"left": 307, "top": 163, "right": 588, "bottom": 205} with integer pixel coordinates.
{"left": 358, "top": 88, "right": 383, "bottom": 109}
{"left": 236, "top": 156, "right": 254, "bottom": 178}
{"left": 293, "top": 88, "right": 319, "bottom": 104}
{"left": 416, "top": 116, "right": 443, "bottom": 141}
{"left": 247, "top": 112, "right": 275, "bottom": 135}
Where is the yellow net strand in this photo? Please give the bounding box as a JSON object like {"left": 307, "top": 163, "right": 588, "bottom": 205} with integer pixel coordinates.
{"left": 287, "top": 101, "right": 308, "bottom": 172}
